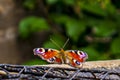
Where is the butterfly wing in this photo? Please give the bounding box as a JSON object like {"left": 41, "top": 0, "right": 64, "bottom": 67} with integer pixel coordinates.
{"left": 33, "top": 48, "right": 62, "bottom": 64}
{"left": 64, "top": 50, "right": 88, "bottom": 68}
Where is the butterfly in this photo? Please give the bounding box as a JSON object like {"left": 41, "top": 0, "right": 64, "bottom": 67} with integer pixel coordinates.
{"left": 33, "top": 39, "right": 88, "bottom": 68}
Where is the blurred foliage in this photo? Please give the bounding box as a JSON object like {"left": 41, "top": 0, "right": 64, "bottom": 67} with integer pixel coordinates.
{"left": 19, "top": 16, "right": 50, "bottom": 38}
{"left": 23, "top": 59, "right": 48, "bottom": 65}
{"left": 19, "top": 0, "right": 120, "bottom": 65}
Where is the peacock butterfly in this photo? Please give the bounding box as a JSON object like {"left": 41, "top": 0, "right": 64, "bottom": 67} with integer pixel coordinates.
{"left": 33, "top": 39, "right": 88, "bottom": 68}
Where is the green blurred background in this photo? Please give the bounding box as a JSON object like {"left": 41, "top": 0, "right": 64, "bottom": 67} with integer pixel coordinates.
{"left": 18, "top": 0, "right": 120, "bottom": 65}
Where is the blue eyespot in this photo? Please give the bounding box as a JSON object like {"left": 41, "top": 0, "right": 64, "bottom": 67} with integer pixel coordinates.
{"left": 73, "top": 59, "right": 81, "bottom": 65}
{"left": 49, "top": 57, "right": 56, "bottom": 62}
{"left": 49, "top": 58, "right": 54, "bottom": 61}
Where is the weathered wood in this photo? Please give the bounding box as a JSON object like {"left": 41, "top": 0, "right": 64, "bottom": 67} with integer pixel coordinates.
{"left": 37, "top": 59, "right": 120, "bottom": 69}
{"left": 0, "top": 60, "right": 120, "bottom": 80}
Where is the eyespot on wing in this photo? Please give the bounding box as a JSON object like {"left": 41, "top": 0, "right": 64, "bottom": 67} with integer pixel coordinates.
{"left": 33, "top": 48, "right": 45, "bottom": 55}
{"left": 77, "top": 51, "right": 88, "bottom": 60}
{"left": 65, "top": 50, "right": 88, "bottom": 64}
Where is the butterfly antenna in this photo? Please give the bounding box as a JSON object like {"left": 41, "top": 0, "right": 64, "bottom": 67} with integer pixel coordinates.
{"left": 50, "top": 38, "right": 61, "bottom": 49}
{"left": 62, "top": 38, "right": 69, "bottom": 49}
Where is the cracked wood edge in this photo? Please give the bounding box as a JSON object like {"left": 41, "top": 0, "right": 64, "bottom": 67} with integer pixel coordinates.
{"left": 34, "top": 59, "right": 120, "bottom": 69}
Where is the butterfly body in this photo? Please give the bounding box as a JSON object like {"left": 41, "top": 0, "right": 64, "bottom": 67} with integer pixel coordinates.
{"left": 33, "top": 48, "right": 88, "bottom": 68}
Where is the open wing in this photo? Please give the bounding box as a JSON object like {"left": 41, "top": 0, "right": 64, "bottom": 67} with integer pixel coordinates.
{"left": 33, "top": 48, "right": 62, "bottom": 64}
{"left": 64, "top": 50, "right": 88, "bottom": 68}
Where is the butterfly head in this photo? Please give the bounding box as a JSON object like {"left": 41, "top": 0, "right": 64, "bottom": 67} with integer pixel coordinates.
{"left": 33, "top": 48, "right": 45, "bottom": 55}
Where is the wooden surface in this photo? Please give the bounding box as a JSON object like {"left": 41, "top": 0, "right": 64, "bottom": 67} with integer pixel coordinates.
{"left": 0, "top": 60, "right": 119, "bottom": 79}
{"left": 36, "top": 59, "right": 120, "bottom": 69}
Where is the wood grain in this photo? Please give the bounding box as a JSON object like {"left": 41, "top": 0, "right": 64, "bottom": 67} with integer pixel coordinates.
{"left": 35, "top": 59, "right": 120, "bottom": 69}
